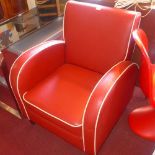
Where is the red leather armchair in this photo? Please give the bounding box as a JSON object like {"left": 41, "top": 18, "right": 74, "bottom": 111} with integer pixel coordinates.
{"left": 129, "top": 29, "right": 155, "bottom": 141}
{"left": 9, "top": 1, "right": 141, "bottom": 154}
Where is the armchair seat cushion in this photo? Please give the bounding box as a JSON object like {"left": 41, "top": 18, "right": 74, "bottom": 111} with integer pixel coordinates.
{"left": 23, "top": 64, "right": 102, "bottom": 127}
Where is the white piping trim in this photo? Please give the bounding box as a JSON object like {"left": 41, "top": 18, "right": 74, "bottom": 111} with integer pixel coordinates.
{"left": 132, "top": 30, "right": 149, "bottom": 58}
{"left": 8, "top": 44, "right": 41, "bottom": 116}
{"left": 131, "top": 14, "right": 141, "bottom": 59}
{"left": 67, "top": 1, "right": 108, "bottom": 11}
{"left": 9, "top": 0, "right": 140, "bottom": 141}
{"left": 65, "top": 1, "right": 140, "bottom": 62}
{"left": 94, "top": 63, "right": 139, "bottom": 155}
{"left": 9, "top": 40, "right": 65, "bottom": 119}
{"left": 23, "top": 92, "right": 82, "bottom": 128}
{"left": 81, "top": 61, "right": 124, "bottom": 152}
{"left": 9, "top": 42, "right": 49, "bottom": 118}
{"left": 124, "top": 13, "right": 141, "bottom": 60}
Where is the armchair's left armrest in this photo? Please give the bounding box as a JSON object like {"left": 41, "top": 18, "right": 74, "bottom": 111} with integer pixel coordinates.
{"left": 9, "top": 40, "right": 65, "bottom": 118}
{"left": 82, "top": 61, "right": 139, "bottom": 154}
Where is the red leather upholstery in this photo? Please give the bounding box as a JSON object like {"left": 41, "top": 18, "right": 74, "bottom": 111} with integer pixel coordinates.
{"left": 10, "top": 40, "right": 65, "bottom": 117}
{"left": 129, "top": 29, "right": 155, "bottom": 141}
{"left": 9, "top": 1, "right": 141, "bottom": 154}
{"left": 64, "top": 2, "right": 141, "bottom": 73}
{"left": 24, "top": 64, "right": 102, "bottom": 127}
{"left": 83, "top": 61, "right": 138, "bottom": 154}
{"left": 133, "top": 29, "right": 150, "bottom": 97}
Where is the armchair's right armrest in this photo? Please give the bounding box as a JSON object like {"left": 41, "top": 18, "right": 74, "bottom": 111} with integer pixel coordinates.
{"left": 82, "top": 61, "right": 139, "bottom": 154}
{"left": 9, "top": 40, "right": 65, "bottom": 117}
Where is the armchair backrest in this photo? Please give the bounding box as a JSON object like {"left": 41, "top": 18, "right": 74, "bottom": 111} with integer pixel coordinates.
{"left": 64, "top": 1, "right": 141, "bottom": 74}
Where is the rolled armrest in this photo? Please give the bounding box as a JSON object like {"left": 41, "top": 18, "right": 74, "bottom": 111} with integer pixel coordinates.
{"left": 9, "top": 40, "right": 65, "bottom": 117}
{"left": 82, "top": 61, "right": 138, "bottom": 154}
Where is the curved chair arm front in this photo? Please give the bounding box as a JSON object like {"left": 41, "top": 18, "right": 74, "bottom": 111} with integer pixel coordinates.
{"left": 129, "top": 29, "right": 155, "bottom": 142}
{"left": 82, "top": 61, "right": 138, "bottom": 154}
{"left": 132, "top": 29, "right": 151, "bottom": 98}
{"left": 9, "top": 40, "right": 65, "bottom": 118}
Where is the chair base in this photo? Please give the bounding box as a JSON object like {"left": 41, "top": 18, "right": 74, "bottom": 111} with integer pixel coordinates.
{"left": 129, "top": 105, "right": 155, "bottom": 141}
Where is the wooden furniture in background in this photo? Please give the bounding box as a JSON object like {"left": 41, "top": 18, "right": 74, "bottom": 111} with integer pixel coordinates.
{"left": 36, "top": 0, "right": 66, "bottom": 21}
{"left": 0, "top": 0, "right": 28, "bottom": 20}
{"left": 0, "top": 3, "right": 4, "bottom": 20}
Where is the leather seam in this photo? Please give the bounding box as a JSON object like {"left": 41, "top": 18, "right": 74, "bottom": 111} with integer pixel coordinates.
{"left": 124, "top": 13, "right": 141, "bottom": 60}
{"left": 81, "top": 60, "right": 123, "bottom": 152}
{"left": 93, "top": 63, "right": 138, "bottom": 155}
{"left": 23, "top": 92, "right": 82, "bottom": 128}
{"left": 9, "top": 41, "right": 65, "bottom": 119}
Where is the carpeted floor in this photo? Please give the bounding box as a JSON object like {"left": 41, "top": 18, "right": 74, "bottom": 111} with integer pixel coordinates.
{"left": 0, "top": 87, "right": 155, "bottom": 155}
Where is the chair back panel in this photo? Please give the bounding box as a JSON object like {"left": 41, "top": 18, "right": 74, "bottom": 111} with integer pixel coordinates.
{"left": 64, "top": 1, "right": 141, "bottom": 73}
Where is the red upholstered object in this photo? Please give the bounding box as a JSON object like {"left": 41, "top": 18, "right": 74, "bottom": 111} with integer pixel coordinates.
{"left": 133, "top": 29, "right": 151, "bottom": 98}
{"left": 24, "top": 64, "right": 102, "bottom": 127}
{"left": 64, "top": 2, "right": 141, "bottom": 74}
{"left": 9, "top": 1, "right": 141, "bottom": 154}
{"left": 129, "top": 29, "right": 155, "bottom": 141}
{"left": 129, "top": 105, "right": 155, "bottom": 141}
{"left": 10, "top": 40, "right": 65, "bottom": 115}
